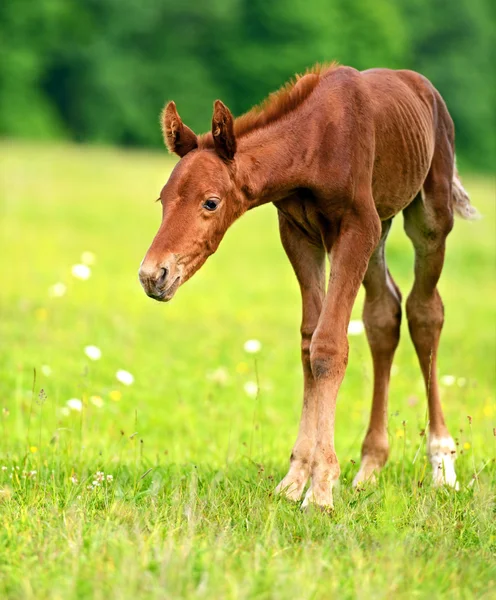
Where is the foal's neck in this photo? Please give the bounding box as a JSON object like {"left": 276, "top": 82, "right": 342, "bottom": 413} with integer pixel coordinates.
{"left": 236, "top": 123, "right": 307, "bottom": 208}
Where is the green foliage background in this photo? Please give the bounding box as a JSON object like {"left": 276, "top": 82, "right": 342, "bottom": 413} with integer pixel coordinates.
{"left": 0, "top": 0, "right": 494, "bottom": 169}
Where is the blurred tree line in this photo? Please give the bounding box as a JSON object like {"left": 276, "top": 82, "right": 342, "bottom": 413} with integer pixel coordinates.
{"left": 0, "top": 0, "right": 494, "bottom": 169}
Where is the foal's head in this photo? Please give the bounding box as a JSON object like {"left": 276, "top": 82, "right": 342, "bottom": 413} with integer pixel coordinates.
{"left": 139, "top": 100, "right": 245, "bottom": 301}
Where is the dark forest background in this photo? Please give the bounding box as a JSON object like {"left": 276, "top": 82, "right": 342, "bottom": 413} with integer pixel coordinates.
{"left": 1, "top": 0, "right": 494, "bottom": 169}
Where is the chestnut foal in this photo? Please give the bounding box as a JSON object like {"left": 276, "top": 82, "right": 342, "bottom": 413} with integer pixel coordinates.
{"left": 139, "top": 63, "right": 477, "bottom": 509}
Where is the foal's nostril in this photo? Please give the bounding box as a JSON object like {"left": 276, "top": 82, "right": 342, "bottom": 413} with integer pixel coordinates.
{"left": 157, "top": 267, "right": 168, "bottom": 287}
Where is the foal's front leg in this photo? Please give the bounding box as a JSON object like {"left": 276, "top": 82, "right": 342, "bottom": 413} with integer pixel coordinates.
{"left": 302, "top": 212, "right": 381, "bottom": 509}
{"left": 275, "top": 212, "right": 326, "bottom": 500}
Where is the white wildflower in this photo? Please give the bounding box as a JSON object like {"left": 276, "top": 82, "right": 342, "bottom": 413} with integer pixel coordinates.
{"left": 106, "top": 474, "right": 113, "bottom": 482}
{"left": 441, "top": 375, "right": 456, "bottom": 387}
{"left": 71, "top": 264, "right": 91, "bottom": 280}
{"left": 66, "top": 398, "right": 83, "bottom": 411}
{"left": 60, "top": 407, "right": 71, "bottom": 416}
{"left": 84, "top": 345, "right": 102, "bottom": 360}
{"left": 41, "top": 365, "right": 52, "bottom": 377}
{"left": 1, "top": 466, "right": 7, "bottom": 471}
{"left": 244, "top": 381, "right": 259, "bottom": 398}
{"left": 116, "top": 370, "right": 134, "bottom": 386}
{"left": 70, "top": 475, "right": 78, "bottom": 484}
{"left": 81, "top": 251, "right": 96, "bottom": 266}
{"left": 244, "top": 339, "right": 262, "bottom": 354}
{"left": 348, "top": 320, "right": 365, "bottom": 336}
{"left": 49, "top": 282, "right": 67, "bottom": 298}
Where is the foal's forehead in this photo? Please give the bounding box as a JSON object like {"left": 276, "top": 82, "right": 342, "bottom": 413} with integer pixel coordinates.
{"left": 165, "top": 150, "right": 230, "bottom": 199}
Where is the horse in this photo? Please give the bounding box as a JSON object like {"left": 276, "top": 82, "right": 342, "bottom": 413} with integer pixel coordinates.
{"left": 138, "top": 63, "right": 478, "bottom": 509}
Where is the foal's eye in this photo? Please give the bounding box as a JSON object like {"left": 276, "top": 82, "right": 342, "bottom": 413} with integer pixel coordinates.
{"left": 203, "top": 198, "right": 219, "bottom": 212}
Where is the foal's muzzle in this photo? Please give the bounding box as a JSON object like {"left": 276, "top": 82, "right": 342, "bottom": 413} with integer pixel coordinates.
{"left": 138, "top": 261, "right": 181, "bottom": 302}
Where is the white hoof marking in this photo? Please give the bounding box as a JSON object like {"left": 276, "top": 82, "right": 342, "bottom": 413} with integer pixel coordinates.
{"left": 429, "top": 436, "right": 459, "bottom": 490}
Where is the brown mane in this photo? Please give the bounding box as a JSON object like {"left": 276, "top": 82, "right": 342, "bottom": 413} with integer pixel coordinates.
{"left": 198, "top": 62, "right": 339, "bottom": 148}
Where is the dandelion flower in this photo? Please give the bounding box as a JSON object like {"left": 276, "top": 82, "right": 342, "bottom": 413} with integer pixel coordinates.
{"left": 71, "top": 264, "right": 91, "bottom": 280}
{"left": 441, "top": 375, "right": 456, "bottom": 387}
{"left": 244, "top": 381, "right": 258, "bottom": 398}
{"left": 49, "top": 282, "right": 67, "bottom": 298}
{"left": 90, "top": 395, "right": 104, "bottom": 408}
{"left": 116, "top": 370, "right": 134, "bottom": 386}
{"left": 109, "top": 390, "right": 122, "bottom": 402}
{"left": 84, "top": 345, "right": 102, "bottom": 360}
{"left": 67, "top": 398, "right": 83, "bottom": 411}
{"left": 35, "top": 308, "right": 48, "bottom": 321}
{"left": 348, "top": 320, "right": 365, "bottom": 336}
{"left": 244, "top": 339, "right": 262, "bottom": 354}
{"left": 81, "top": 251, "right": 96, "bottom": 266}
{"left": 29, "top": 446, "right": 38, "bottom": 453}
{"left": 483, "top": 405, "right": 493, "bottom": 417}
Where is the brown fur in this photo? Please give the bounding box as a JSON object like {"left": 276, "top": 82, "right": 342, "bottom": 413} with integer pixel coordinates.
{"left": 140, "top": 63, "right": 477, "bottom": 507}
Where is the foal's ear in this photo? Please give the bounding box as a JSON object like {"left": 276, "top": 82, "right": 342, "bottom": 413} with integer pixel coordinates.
{"left": 161, "top": 101, "right": 198, "bottom": 157}
{"left": 212, "top": 100, "right": 236, "bottom": 161}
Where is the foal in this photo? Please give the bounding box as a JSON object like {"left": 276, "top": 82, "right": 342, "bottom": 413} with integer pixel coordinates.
{"left": 139, "top": 63, "right": 477, "bottom": 509}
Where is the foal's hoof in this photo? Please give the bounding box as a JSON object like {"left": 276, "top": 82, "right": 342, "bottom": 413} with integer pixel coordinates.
{"left": 300, "top": 484, "right": 335, "bottom": 512}
{"left": 274, "top": 478, "right": 306, "bottom": 502}
{"left": 352, "top": 463, "right": 379, "bottom": 488}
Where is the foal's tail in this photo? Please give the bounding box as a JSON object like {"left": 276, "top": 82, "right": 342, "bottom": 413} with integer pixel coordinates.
{"left": 452, "top": 159, "right": 480, "bottom": 220}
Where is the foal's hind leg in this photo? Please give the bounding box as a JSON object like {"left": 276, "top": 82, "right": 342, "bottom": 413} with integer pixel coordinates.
{"left": 353, "top": 219, "right": 402, "bottom": 486}
{"left": 403, "top": 180, "right": 458, "bottom": 488}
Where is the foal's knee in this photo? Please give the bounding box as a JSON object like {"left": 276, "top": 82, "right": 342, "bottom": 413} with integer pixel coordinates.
{"left": 309, "top": 337, "right": 349, "bottom": 381}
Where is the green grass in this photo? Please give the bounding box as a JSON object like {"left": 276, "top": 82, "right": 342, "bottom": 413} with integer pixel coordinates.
{"left": 0, "top": 140, "right": 495, "bottom": 599}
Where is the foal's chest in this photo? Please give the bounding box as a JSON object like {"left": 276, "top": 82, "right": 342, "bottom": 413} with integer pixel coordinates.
{"left": 275, "top": 196, "right": 327, "bottom": 245}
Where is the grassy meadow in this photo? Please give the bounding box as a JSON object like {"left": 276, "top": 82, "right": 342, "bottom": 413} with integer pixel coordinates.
{"left": 0, "top": 140, "right": 495, "bottom": 599}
